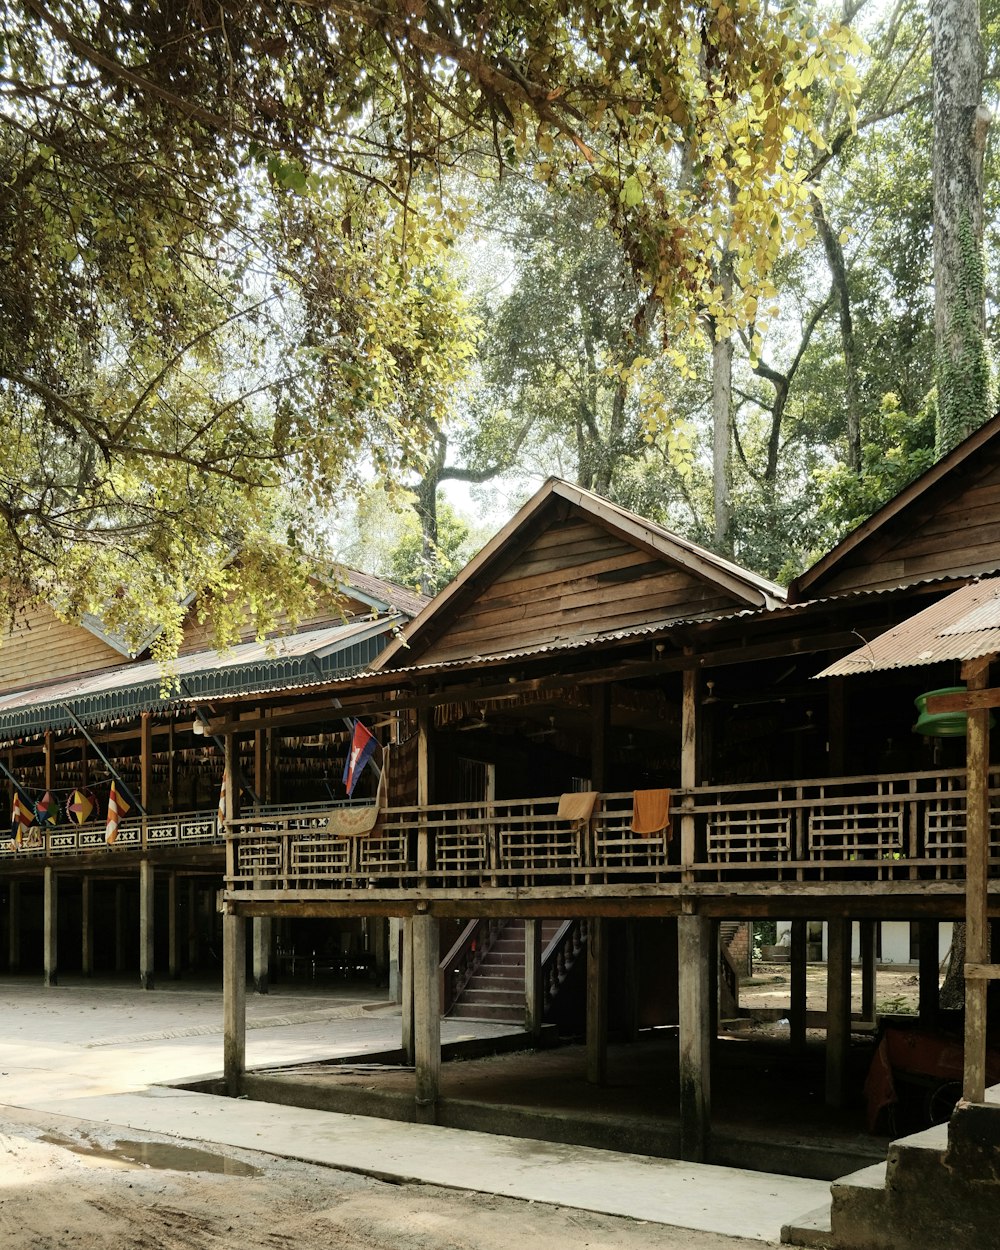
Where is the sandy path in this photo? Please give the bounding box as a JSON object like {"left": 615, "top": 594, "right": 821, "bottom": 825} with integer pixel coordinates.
{"left": 0, "top": 1106, "right": 765, "bottom": 1250}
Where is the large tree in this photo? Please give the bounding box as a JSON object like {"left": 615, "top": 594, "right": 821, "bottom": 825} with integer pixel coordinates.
{"left": 1, "top": 0, "right": 862, "bottom": 647}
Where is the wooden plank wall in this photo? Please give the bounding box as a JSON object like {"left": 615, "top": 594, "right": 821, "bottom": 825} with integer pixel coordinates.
{"left": 820, "top": 463, "right": 1000, "bottom": 596}
{"left": 179, "top": 593, "right": 369, "bottom": 654}
{"left": 418, "top": 517, "right": 741, "bottom": 664}
{"left": 1, "top": 604, "right": 125, "bottom": 692}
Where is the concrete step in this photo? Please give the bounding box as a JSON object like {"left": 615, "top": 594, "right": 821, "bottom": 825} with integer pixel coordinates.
{"left": 779, "top": 1201, "right": 832, "bottom": 1247}
{"left": 460, "top": 987, "right": 524, "bottom": 1004}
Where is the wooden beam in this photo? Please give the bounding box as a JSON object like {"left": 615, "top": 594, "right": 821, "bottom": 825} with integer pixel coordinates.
{"left": 964, "top": 963, "right": 1000, "bottom": 980}
{"left": 963, "top": 662, "right": 990, "bottom": 1103}
{"left": 139, "top": 859, "right": 155, "bottom": 990}
{"left": 680, "top": 667, "right": 697, "bottom": 879}
{"left": 43, "top": 866, "right": 57, "bottom": 987}
{"left": 927, "top": 686, "right": 1000, "bottom": 714}
{"left": 524, "top": 918, "right": 543, "bottom": 1040}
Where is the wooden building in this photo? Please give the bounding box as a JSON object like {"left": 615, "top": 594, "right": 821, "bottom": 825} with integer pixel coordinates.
{"left": 0, "top": 569, "right": 425, "bottom": 989}
{"left": 214, "top": 419, "right": 1000, "bottom": 1160}
{"left": 4, "top": 412, "right": 1000, "bottom": 1175}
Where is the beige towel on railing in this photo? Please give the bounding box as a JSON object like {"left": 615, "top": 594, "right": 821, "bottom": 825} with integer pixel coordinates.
{"left": 557, "top": 791, "right": 599, "bottom": 827}
{"left": 325, "top": 757, "right": 388, "bottom": 837}
{"left": 631, "top": 788, "right": 671, "bottom": 838}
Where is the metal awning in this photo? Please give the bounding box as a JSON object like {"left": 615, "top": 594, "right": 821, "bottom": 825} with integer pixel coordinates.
{"left": 0, "top": 616, "right": 400, "bottom": 740}
{"left": 816, "top": 578, "right": 1000, "bottom": 678}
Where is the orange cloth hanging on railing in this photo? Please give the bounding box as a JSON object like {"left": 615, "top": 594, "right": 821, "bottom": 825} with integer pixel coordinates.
{"left": 556, "top": 791, "right": 598, "bottom": 827}
{"left": 630, "top": 788, "right": 671, "bottom": 838}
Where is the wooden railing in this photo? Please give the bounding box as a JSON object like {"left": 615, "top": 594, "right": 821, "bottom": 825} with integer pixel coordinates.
{"left": 0, "top": 808, "right": 220, "bottom": 859}
{"left": 439, "top": 918, "right": 505, "bottom": 1015}
{"left": 225, "top": 767, "right": 1000, "bottom": 895}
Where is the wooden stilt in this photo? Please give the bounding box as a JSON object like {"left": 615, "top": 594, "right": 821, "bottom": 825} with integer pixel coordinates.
{"left": 859, "top": 920, "right": 877, "bottom": 1026}
{"left": 167, "top": 871, "right": 180, "bottom": 979}
{"left": 412, "top": 913, "right": 440, "bottom": 1124}
{"left": 963, "top": 660, "right": 991, "bottom": 1103}
{"left": 43, "top": 866, "right": 57, "bottom": 987}
{"left": 623, "top": 919, "right": 640, "bottom": 1043}
{"left": 918, "top": 920, "right": 940, "bottom": 1026}
{"left": 401, "top": 916, "right": 415, "bottom": 1064}
{"left": 253, "top": 916, "right": 272, "bottom": 994}
{"left": 223, "top": 911, "right": 246, "bottom": 1097}
{"left": 8, "top": 878, "right": 20, "bottom": 974}
{"left": 139, "top": 859, "right": 155, "bottom": 990}
{"left": 586, "top": 917, "right": 608, "bottom": 1084}
{"left": 680, "top": 668, "right": 698, "bottom": 880}
{"left": 678, "top": 912, "right": 711, "bottom": 1161}
{"left": 790, "top": 919, "right": 807, "bottom": 1054}
{"left": 114, "top": 882, "right": 125, "bottom": 973}
{"left": 81, "top": 875, "right": 93, "bottom": 977}
{"left": 825, "top": 919, "right": 852, "bottom": 1108}
{"left": 524, "top": 917, "right": 543, "bottom": 1040}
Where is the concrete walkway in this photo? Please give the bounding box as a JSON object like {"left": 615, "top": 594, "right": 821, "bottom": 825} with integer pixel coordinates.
{"left": 0, "top": 978, "right": 830, "bottom": 1243}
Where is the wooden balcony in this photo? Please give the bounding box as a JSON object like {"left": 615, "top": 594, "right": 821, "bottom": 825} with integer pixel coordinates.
{"left": 0, "top": 807, "right": 221, "bottom": 860}
{"left": 223, "top": 768, "right": 1000, "bottom": 911}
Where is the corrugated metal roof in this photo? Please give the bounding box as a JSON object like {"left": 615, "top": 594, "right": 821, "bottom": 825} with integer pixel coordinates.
{"left": 0, "top": 617, "right": 399, "bottom": 739}
{"left": 816, "top": 578, "right": 1000, "bottom": 677}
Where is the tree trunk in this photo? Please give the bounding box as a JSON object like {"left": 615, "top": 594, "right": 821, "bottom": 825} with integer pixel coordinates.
{"left": 711, "top": 256, "right": 734, "bottom": 554}
{"left": 939, "top": 923, "right": 967, "bottom": 1009}
{"left": 930, "top": 0, "right": 992, "bottom": 454}
{"left": 815, "top": 204, "right": 861, "bottom": 472}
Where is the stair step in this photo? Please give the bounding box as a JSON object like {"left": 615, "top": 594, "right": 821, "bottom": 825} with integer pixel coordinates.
{"left": 780, "top": 1203, "right": 832, "bottom": 1247}
{"left": 460, "top": 987, "right": 524, "bottom": 1003}
{"left": 448, "top": 1003, "right": 523, "bottom": 1022}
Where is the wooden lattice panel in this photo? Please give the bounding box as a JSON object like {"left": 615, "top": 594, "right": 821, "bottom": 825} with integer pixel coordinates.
{"left": 808, "top": 802, "right": 905, "bottom": 859}
{"left": 234, "top": 836, "right": 283, "bottom": 880}
{"left": 288, "top": 835, "right": 351, "bottom": 880}
{"left": 355, "top": 830, "right": 410, "bottom": 879}
{"left": 707, "top": 812, "right": 791, "bottom": 861}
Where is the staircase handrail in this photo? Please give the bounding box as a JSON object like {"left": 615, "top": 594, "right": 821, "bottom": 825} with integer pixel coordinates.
{"left": 439, "top": 917, "right": 505, "bottom": 1015}
{"left": 541, "top": 917, "right": 587, "bottom": 1012}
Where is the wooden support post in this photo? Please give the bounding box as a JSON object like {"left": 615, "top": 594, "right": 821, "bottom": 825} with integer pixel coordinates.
{"left": 678, "top": 912, "right": 712, "bottom": 1161}
{"left": 963, "top": 659, "right": 991, "bottom": 1103}
{"left": 139, "top": 859, "right": 155, "bottom": 990}
{"left": 859, "top": 920, "right": 877, "bottom": 1026}
{"left": 590, "top": 684, "right": 610, "bottom": 791}
{"left": 187, "top": 880, "right": 199, "bottom": 969}
{"left": 586, "top": 917, "right": 608, "bottom": 1084}
{"left": 43, "top": 866, "right": 57, "bottom": 987}
{"left": 789, "top": 919, "right": 807, "bottom": 1055}
{"left": 680, "top": 667, "right": 698, "bottom": 880}
{"left": 114, "top": 882, "right": 125, "bottom": 973}
{"left": 389, "top": 916, "right": 403, "bottom": 1002}
{"left": 623, "top": 919, "right": 640, "bottom": 1043}
{"left": 81, "top": 876, "right": 93, "bottom": 977}
{"left": 825, "top": 919, "right": 852, "bottom": 1108}
{"left": 254, "top": 718, "right": 267, "bottom": 804}
{"left": 412, "top": 913, "right": 440, "bottom": 1125}
{"left": 401, "top": 916, "right": 415, "bottom": 1063}
{"left": 709, "top": 920, "right": 720, "bottom": 1040}
{"left": 524, "top": 917, "right": 543, "bottom": 1040}
{"left": 416, "top": 710, "right": 432, "bottom": 877}
{"left": 223, "top": 911, "right": 246, "bottom": 1097}
{"left": 827, "top": 677, "right": 846, "bottom": 776}
{"left": 253, "top": 916, "right": 272, "bottom": 994}
{"left": 167, "top": 872, "right": 179, "bottom": 980}
{"left": 918, "top": 921, "right": 940, "bottom": 1027}
{"left": 44, "top": 730, "right": 54, "bottom": 792}
{"left": 7, "top": 878, "right": 20, "bottom": 974}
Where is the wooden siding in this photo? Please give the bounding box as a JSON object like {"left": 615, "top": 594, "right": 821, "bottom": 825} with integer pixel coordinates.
{"left": 417, "top": 517, "right": 743, "bottom": 665}
{"left": 1, "top": 605, "right": 125, "bottom": 693}
{"left": 179, "top": 594, "right": 363, "bottom": 654}
{"left": 810, "top": 463, "right": 1000, "bottom": 597}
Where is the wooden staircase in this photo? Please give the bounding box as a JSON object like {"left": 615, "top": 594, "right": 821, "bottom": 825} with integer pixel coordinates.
{"left": 443, "top": 918, "right": 579, "bottom": 1023}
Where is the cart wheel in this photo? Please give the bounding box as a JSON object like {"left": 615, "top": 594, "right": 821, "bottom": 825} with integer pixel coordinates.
{"left": 926, "top": 1080, "right": 961, "bottom": 1125}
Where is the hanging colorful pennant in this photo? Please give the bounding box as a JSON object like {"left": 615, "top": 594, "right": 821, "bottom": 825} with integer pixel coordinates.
{"left": 342, "top": 720, "right": 377, "bottom": 797}
{"left": 9, "top": 793, "right": 33, "bottom": 850}
{"left": 34, "top": 792, "right": 57, "bottom": 828}
{"left": 217, "top": 772, "right": 227, "bottom": 833}
{"left": 67, "top": 789, "right": 95, "bottom": 824}
{"left": 105, "top": 781, "right": 131, "bottom": 845}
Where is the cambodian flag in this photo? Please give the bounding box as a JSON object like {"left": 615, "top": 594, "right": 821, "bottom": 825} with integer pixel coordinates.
{"left": 342, "top": 720, "right": 376, "bottom": 797}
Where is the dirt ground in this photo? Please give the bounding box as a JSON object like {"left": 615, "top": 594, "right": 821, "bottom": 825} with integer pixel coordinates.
{"left": 0, "top": 1107, "right": 763, "bottom": 1250}
{"left": 738, "top": 960, "right": 922, "bottom": 1019}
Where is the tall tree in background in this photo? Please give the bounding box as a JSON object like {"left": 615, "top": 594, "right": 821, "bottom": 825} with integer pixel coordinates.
{"left": 930, "top": 0, "right": 993, "bottom": 454}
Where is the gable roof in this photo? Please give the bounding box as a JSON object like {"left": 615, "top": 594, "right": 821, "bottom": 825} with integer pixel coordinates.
{"left": 789, "top": 412, "right": 1000, "bottom": 604}
{"left": 374, "top": 478, "right": 784, "bottom": 671}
